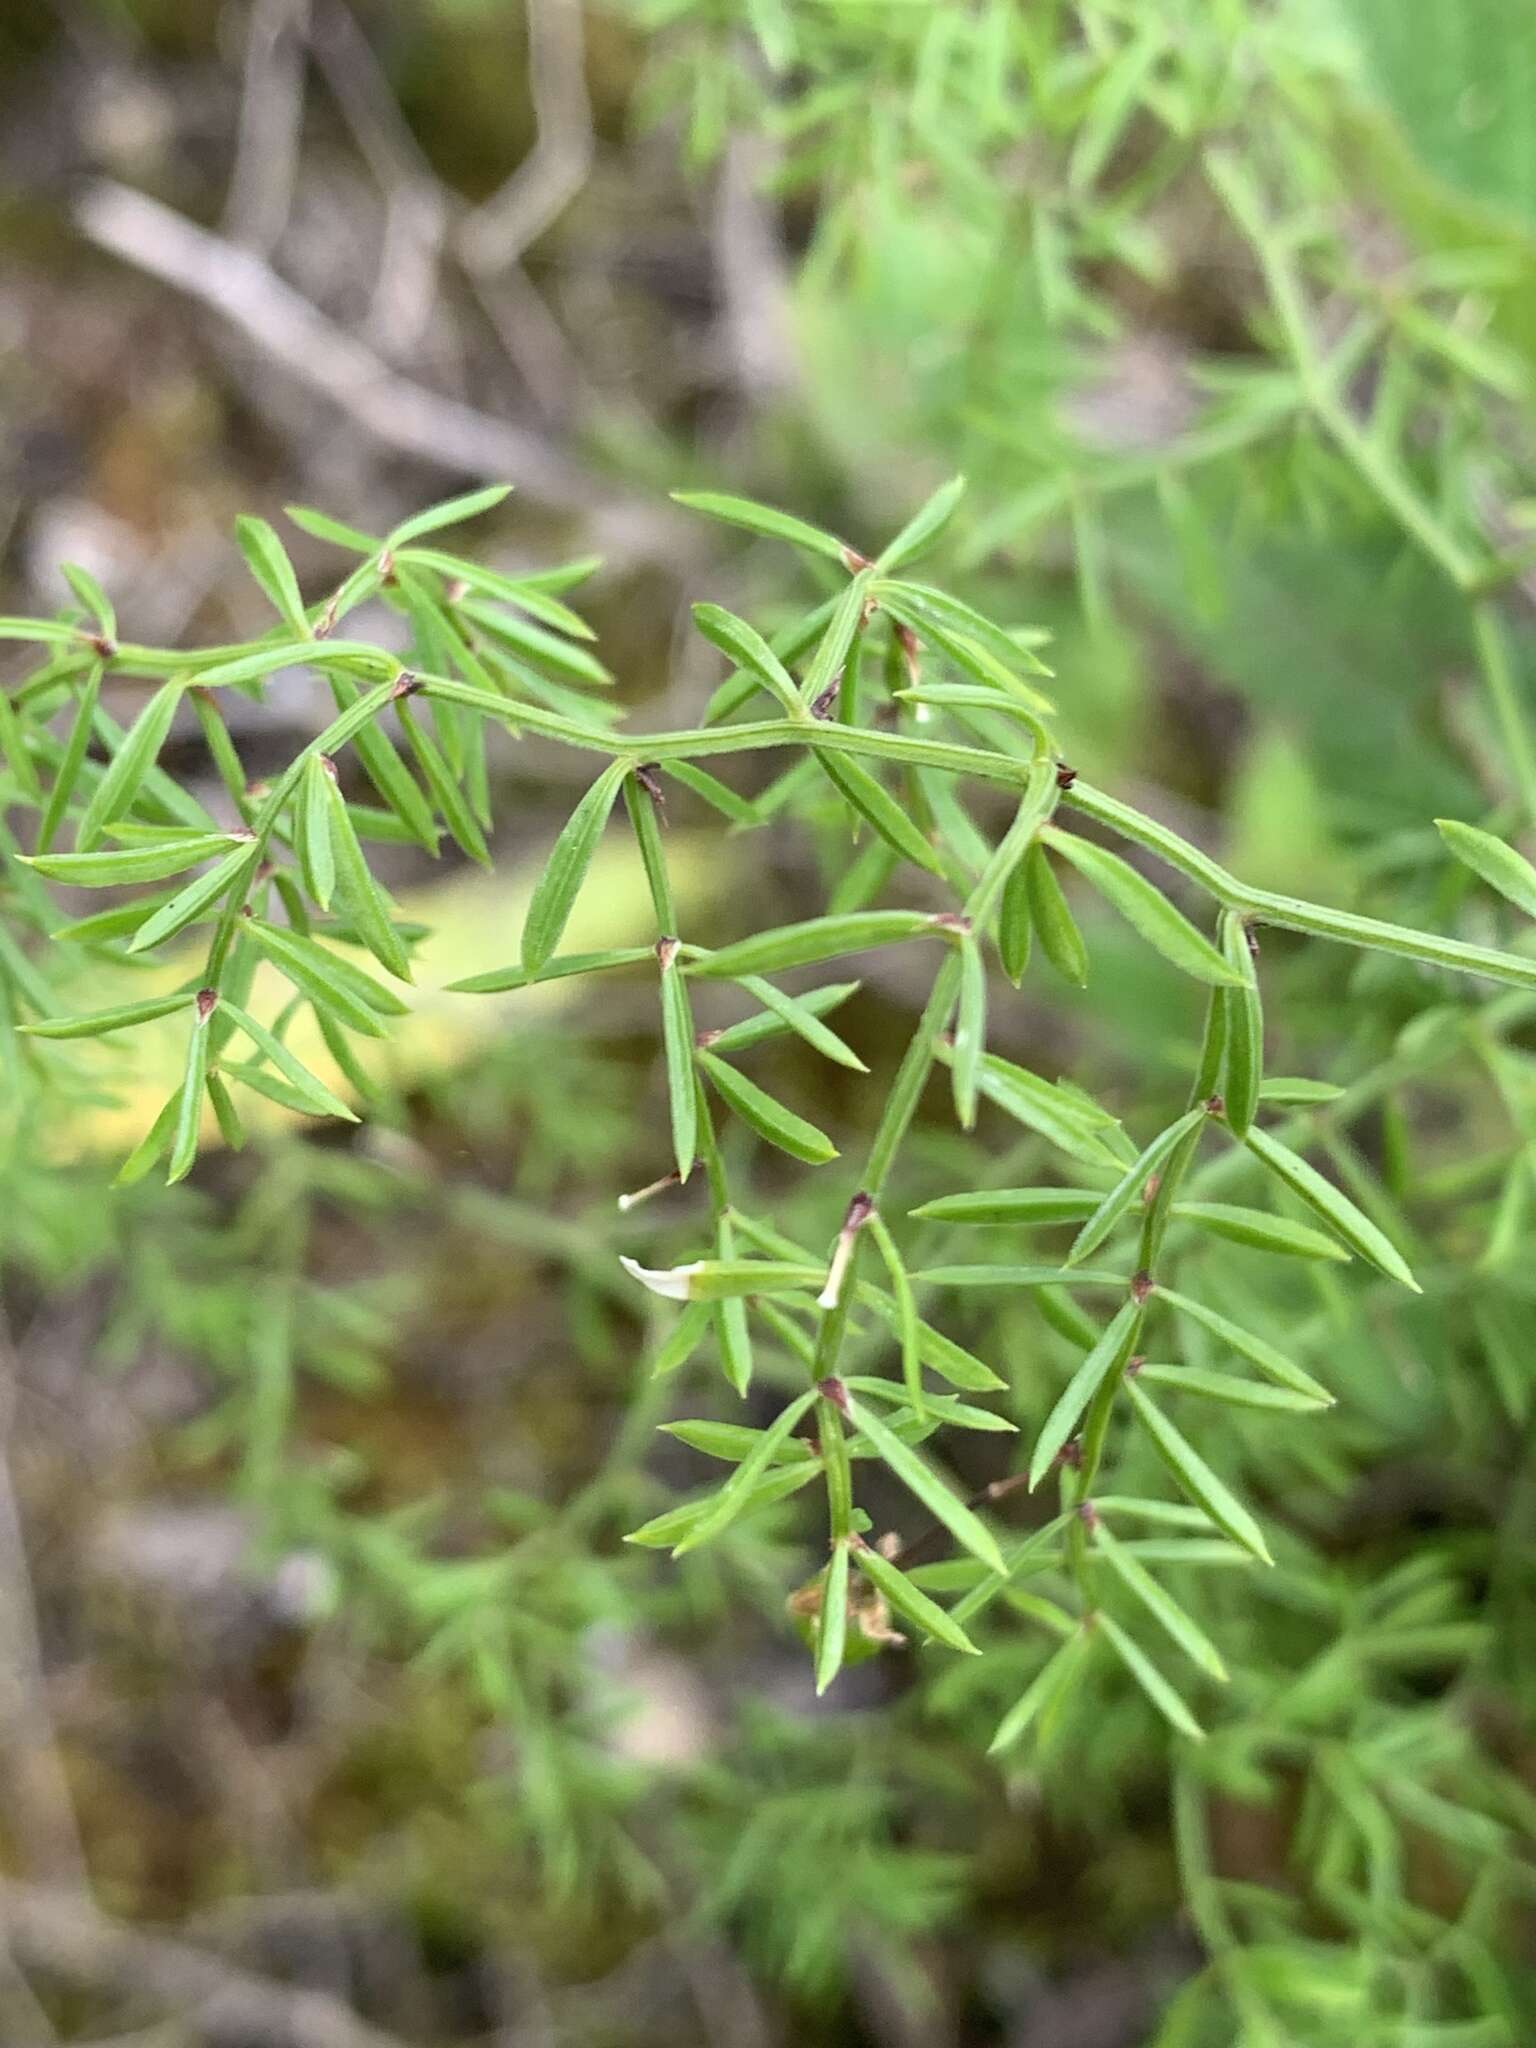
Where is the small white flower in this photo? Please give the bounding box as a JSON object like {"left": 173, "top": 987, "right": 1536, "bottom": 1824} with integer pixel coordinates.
{"left": 619, "top": 1256, "right": 703, "bottom": 1301}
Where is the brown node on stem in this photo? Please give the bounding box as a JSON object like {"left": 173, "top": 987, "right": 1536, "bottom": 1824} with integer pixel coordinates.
{"left": 842, "top": 1190, "right": 875, "bottom": 1234}
{"left": 1056, "top": 1438, "right": 1083, "bottom": 1470}
{"left": 840, "top": 544, "right": 873, "bottom": 573}
{"left": 930, "top": 912, "right": 972, "bottom": 934}
{"left": 391, "top": 668, "right": 423, "bottom": 700}
{"left": 1204, "top": 1093, "right": 1226, "bottom": 1118}
{"left": 636, "top": 762, "right": 666, "bottom": 809}
{"left": 1142, "top": 1172, "right": 1162, "bottom": 1207}
{"left": 1055, "top": 762, "right": 1078, "bottom": 789}
{"left": 694, "top": 1025, "right": 722, "bottom": 1050}
{"left": 195, "top": 988, "right": 219, "bottom": 1021}
{"left": 1130, "top": 1270, "right": 1154, "bottom": 1304}
{"left": 810, "top": 682, "right": 840, "bottom": 720}
{"left": 86, "top": 632, "right": 117, "bottom": 659}
{"left": 1077, "top": 1500, "right": 1100, "bottom": 1530}
{"left": 816, "top": 1376, "right": 849, "bottom": 1413}
{"left": 1124, "top": 1354, "right": 1146, "bottom": 1378}
{"left": 655, "top": 935, "right": 681, "bottom": 971}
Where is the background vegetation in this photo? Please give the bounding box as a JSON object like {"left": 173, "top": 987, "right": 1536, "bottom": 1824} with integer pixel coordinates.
{"left": 3, "top": 3, "right": 1536, "bottom": 2044}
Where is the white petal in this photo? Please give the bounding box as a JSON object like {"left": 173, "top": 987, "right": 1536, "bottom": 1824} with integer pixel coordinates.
{"left": 619, "top": 1255, "right": 701, "bottom": 1302}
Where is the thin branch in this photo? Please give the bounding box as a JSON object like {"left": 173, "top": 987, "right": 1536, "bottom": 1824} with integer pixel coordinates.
{"left": 223, "top": 0, "right": 311, "bottom": 253}
{"left": 457, "top": 0, "right": 593, "bottom": 276}
{"left": 76, "top": 178, "right": 600, "bottom": 511}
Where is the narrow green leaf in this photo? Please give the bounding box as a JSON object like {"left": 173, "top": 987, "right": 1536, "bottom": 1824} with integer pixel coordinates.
{"left": 459, "top": 598, "right": 613, "bottom": 688}
{"left": 844, "top": 1395, "right": 1006, "bottom": 1574}
{"left": 844, "top": 1381, "right": 1014, "bottom": 1434}
{"left": 855, "top": 1285, "right": 1006, "bottom": 1391}
{"left": 1173, "top": 1202, "right": 1348, "bottom": 1262}
{"left": 1025, "top": 842, "right": 1089, "bottom": 986}
{"left": 1155, "top": 1288, "right": 1334, "bottom": 1405}
{"left": 396, "top": 547, "right": 597, "bottom": 635}
{"left": 235, "top": 515, "right": 309, "bottom": 635}
{"left": 670, "top": 489, "right": 846, "bottom": 561}
{"left": 879, "top": 580, "right": 1054, "bottom": 680}
{"left": 322, "top": 769, "right": 412, "bottom": 981}
{"left": 697, "top": 1049, "right": 837, "bottom": 1163}
{"left": 75, "top": 680, "right": 183, "bottom": 852}
{"left": 114, "top": 1089, "right": 180, "bottom": 1187}
{"left": 166, "top": 997, "right": 215, "bottom": 1185}
{"left": 448, "top": 946, "right": 651, "bottom": 994}
{"left": 726, "top": 975, "right": 866, "bottom": 1070}
{"left": 874, "top": 475, "right": 966, "bottom": 573}
{"left": 522, "top": 759, "right": 628, "bottom": 973}
{"left": 815, "top": 1543, "right": 851, "bottom": 1693}
{"left": 206, "top": 1071, "right": 245, "bottom": 1150}
{"left": 284, "top": 505, "right": 379, "bottom": 551}
{"left": 691, "top": 910, "right": 936, "bottom": 980}
{"left": 0, "top": 686, "right": 41, "bottom": 802}
{"left": 1136, "top": 1365, "right": 1331, "bottom": 1413}
{"left": 62, "top": 562, "right": 116, "bottom": 637}
{"left": 867, "top": 1212, "right": 924, "bottom": 1419}
{"left": 852, "top": 1542, "right": 979, "bottom": 1654}
{"left": 999, "top": 846, "right": 1033, "bottom": 984}
{"left": 1244, "top": 1126, "right": 1419, "bottom": 1289}
{"left": 1029, "top": 1299, "right": 1140, "bottom": 1489}
{"left": 1069, "top": 1111, "right": 1203, "bottom": 1266}
{"left": 189, "top": 641, "right": 389, "bottom": 690}
{"left": 21, "top": 991, "right": 195, "bottom": 1040}
{"left": 297, "top": 754, "right": 337, "bottom": 909}
{"left": 1189, "top": 986, "right": 1227, "bottom": 1106}
{"left": 1125, "top": 1378, "right": 1274, "bottom": 1564}
{"left": 127, "top": 841, "right": 260, "bottom": 954}
{"left": 396, "top": 698, "right": 490, "bottom": 865}
{"left": 624, "top": 1462, "right": 817, "bottom": 1548}
{"left": 691, "top": 603, "right": 802, "bottom": 717}
{"left": 387, "top": 484, "right": 511, "bottom": 546}
{"left": 218, "top": 1000, "right": 358, "bottom": 1120}
{"left": 1258, "top": 1077, "right": 1344, "bottom": 1105}
{"left": 326, "top": 676, "right": 438, "bottom": 850}
{"left": 37, "top": 663, "right": 103, "bottom": 854}
{"left": 1437, "top": 817, "right": 1536, "bottom": 918}
{"left": 661, "top": 760, "right": 758, "bottom": 824}
{"left": 25, "top": 833, "right": 244, "bottom": 885}
{"left": 650, "top": 1300, "right": 713, "bottom": 1378}
{"left": 1219, "top": 911, "right": 1262, "bottom": 1136}
{"left": 951, "top": 936, "right": 986, "bottom": 1129}
{"left": 1096, "top": 1613, "right": 1205, "bottom": 1740}
{"left": 989, "top": 1628, "right": 1093, "bottom": 1755}
{"left": 672, "top": 1388, "right": 819, "bottom": 1554}
{"left": 662, "top": 1418, "right": 815, "bottom": 1464}
{"left": 1093, "top": 1519, "right": 1227, "bottom": 1680}
{"left": 963, "top": 1050, "right": 1126, "bottom": 1166}
{"left": 659, "top": 948, "right": 698, "bottom": 1180}
{"left": 620, "top": 1257, "right": 824, "bottom": 1302}
{"left": 1043, "top": 828, "right": 1239, "bottom": 985}
{"left": 910, "top": 1188, "right": 1101, "bottom": 1225}
{"left": 813, "top": 747, "right": 944, "bottom": 874}
{"left": 246, "top": 919, "right": 407, "bottom": 1036}
{"left": 800, "top": 571, "right": 873, "bottom": 710}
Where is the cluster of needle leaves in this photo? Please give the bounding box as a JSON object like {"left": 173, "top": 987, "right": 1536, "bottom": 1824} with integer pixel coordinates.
{"left": 8, "top": 473, "right": 1536, "bottom": 2036}
{"left": 4, "top": 474, "right": 1535, "bottom": 1686}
